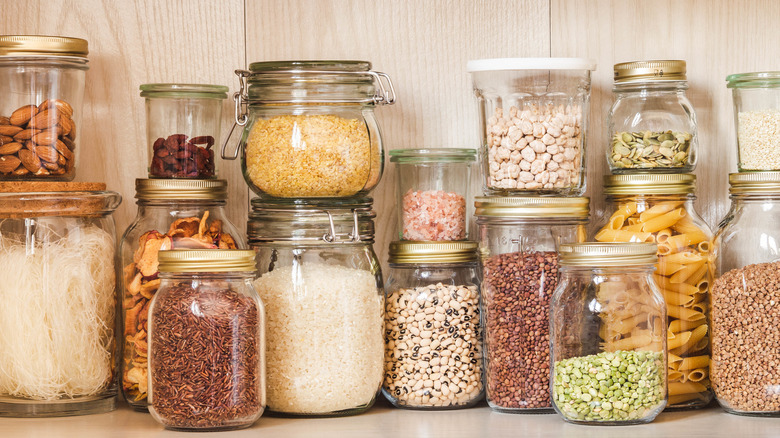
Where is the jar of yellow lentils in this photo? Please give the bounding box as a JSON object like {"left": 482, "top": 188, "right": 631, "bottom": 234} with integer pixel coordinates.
{"left": 222, "top": 61, "right": 396, "bottom": 199}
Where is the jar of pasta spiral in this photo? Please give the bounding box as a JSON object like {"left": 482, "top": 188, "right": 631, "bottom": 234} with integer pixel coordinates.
{"left": 711, "top": 172, "right": 780, "bottom": 416}
{"left": 593, "top": 174, "right": 713, "bottom": 409}
{"left": 551, "top": 243, "right": 667, "bottom": 425}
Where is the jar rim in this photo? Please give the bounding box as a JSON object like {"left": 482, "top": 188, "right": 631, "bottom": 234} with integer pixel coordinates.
{"left": 389, "top": 148, "right": 476, "bottom": 163}
{"left": 729, "top": 171, "right": 780, "bottom": 193}
{"left": 135, "top": 179, "right": 228, "bottom": 200}
{"left": 467, "top": 57, "right": 597, "bottom": 72}
{"left": 727, "top": 71, "right": 780, "bottom": 88}
{"left": 603, "top": 174, "right": 696, "bottom": 195}
{"left": 558, "top": 242, "right": 658, "bottom": 266}
{"left": 474, "top": 196, "right": 589, "bottom": 219}
{"left": 249, "top": 60, "right": 372, "bottom": 73}
{"left": 0, "top": 35, "right": 88, "bottom": 58}
{"left": 388, "top": 241, "right": 478, "bottom": 264}
{"left": 158, "top": 249, "right": 256, "bottom": 272}
{"left": 139, "top": 83, "right": 228, "bottom": 99}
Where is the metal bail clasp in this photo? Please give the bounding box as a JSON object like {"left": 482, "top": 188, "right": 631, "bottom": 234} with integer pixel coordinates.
{"left": 321, "top": 209, "right": 362, "bottom": 244}
{"left": 220, "top": 69, "right": 251, "bottom": 160}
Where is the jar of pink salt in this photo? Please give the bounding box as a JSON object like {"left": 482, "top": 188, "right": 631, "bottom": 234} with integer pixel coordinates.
{"left": 389, "top": 148, "right": 476, "bottom": 241}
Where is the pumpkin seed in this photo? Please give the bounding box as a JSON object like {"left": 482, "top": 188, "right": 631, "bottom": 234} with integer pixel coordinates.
{"left": 609, "top": 130, "right": 692, "bottom": 169}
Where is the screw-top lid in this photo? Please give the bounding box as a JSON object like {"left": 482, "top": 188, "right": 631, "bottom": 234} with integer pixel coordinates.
{"left": 0, "top": 181, "right": 120, "bottom": 218}
{"left": 474, "top": 196, "right": 589, "bottom": 219}
{"left": 726, "top": 71, "right": 780, "bottom": 88}
{"left": 158, "top": 249, "right": 257, "bottom": 273}
{"left": 467, "top": 58, "right": 597, "bottom": 72}
{"left": 614, "top": 60, "right": 686, "bottom": 83}
{"left": 135, "top": 178, "right": 228, "bottom": 200}
{"left": 603, "top": 174, "right": 696, "bottom": 195}
{"left": 558, "top": 242, "right": 658, "bottom": 266}
{"left": 389, "top": 241, "right": 478, "bottom": 264}
{"left": 0, "top": 35, "right": 88, "bottom": 57}
{"left": 728, "top": 172, "right": 780, "bottom": 194}
{"left": 389, "top": 148, "right": 477, "bottom": 163}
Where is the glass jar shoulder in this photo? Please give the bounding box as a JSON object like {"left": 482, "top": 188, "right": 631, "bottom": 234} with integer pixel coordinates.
{"left": 715, "top": 197, "right": 780, "bottom": 270}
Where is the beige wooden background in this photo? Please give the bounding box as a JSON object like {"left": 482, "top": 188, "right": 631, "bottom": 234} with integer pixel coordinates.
{"left": 4, "top": 0, "right": 774, "bottom": 264}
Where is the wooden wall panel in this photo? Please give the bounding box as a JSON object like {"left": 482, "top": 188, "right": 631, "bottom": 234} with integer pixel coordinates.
{"left": 245, "top": 0, "right": 550, "bottom": 267}
{"left": 551, "top": 0, "right": 780, "bottom": 231}
{"left": 1, "top": 0, "right": 246, "bottom": 233}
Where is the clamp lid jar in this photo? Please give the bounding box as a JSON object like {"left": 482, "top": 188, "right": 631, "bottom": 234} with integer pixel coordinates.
{"left": 726, "top": 71, "right": 780, "bottom": 171}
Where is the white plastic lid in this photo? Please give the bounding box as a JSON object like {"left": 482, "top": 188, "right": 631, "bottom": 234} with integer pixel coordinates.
{"left": 467, "top": 57, "right": 597, "bottom": 72}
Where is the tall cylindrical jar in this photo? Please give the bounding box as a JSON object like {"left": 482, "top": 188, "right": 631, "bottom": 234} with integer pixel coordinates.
{"left": 119, "top": 179, "right": 245, "bottom": 410}
{"left": 0, "top": 35, "right": 88, "bottom": 180}
{"left": 148, "top": 250, "right": 265, "bottom": 431}
{"left": 607, "top": 60, "right": 697, "bottom": 173}
{"left": 0, "top": 182, "right": 121, "bottom": 417}
{"left": 551, "top": 243, "right": 668, "bottom": 425}
{"left": 711, "top": 172, "right": 780, "bottom": 416}
{"left": 593, "top": 174, "right": 714, "bottom": 409}
{"left": 475, "top": 196, "right": 589, "bottom": 413}
{"left": 383, "top": 241, "right": 483, "bottom": 409}
{"left": 223, "top": 61, "right": 395, "bottom": 199}
{"left": 248, "top": 198, "right": 384, "bottom": 416}
{"left": 726, "top": 72, "right": 780, "bottom": 171}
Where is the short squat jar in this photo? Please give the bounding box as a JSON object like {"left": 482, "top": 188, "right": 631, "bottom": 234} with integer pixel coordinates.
{"left": 726, "top": 72, "right": 780, "bottom": 170}
{"left": 383, "top": 241, "right": 483, "bottom": 409}
{"left": 607, "top": 60, "right": 697, "bottom": 173}
{"left": 551, "top": 243, "right": 668, "bottom": 425}
{"left": 148, "top": 250, "right": 265, "bottom": 431}
{"left": 475, "top": 196, "right": 589, "bottom": 413}
{"left": 223, "top": 61, "right": 395, "bottom": 199}
{"left": 389, "top": 148, "right": 476, "bottom": 241}
{"left": 711, "top": 172, "right": 780, "bottom": 416}
{"left": 0, "top": 35, "right": 88, "bottom": 180}
{"left": 249, "top": 197, "right": 384, "bottom": 416}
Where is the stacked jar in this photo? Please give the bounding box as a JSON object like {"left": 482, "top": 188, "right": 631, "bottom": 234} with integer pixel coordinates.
{"left": 0, "top": 35, "right": 123, "bottom": 418}
{"left": 225, "top": 60, "right": 395, "bottom": 416}
{"left": 467, "top": 58, "right": 596, "bottom": 413}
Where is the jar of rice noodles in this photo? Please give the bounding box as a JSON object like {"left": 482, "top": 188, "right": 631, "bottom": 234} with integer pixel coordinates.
{"left": 247, "top": 197, "right": 384, "bottom": 416}
{"left": 0, "top": 181, "right": 121, "bottom": 417}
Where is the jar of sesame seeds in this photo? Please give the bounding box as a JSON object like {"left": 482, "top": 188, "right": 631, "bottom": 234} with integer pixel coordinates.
{"left": 383, "top": 241, "right": 483, "bottom": 409}
{"left": 727, "top": 72, "right": 780, "bottom": 170}
{"left": 222, "top": 61, "right": 395, "bottom": 199}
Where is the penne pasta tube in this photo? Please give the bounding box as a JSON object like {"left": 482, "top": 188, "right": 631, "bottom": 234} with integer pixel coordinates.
{"left": 639, "top": 201, "right": 683, "bottom": 222}
{"left": 671, "top": 214, "right": 702, "bottom": 234}
{"left": 686, "top": 368, "right": 708, "bottom": 382}
{"left": 656, "top": 228, "right": 674, "bottom": 243}
{"left": 656, "top": 261, "right": 686, "bottom": 276}
{"left": 624, "top": 223, "right": 645, "bottom": 232}
{"left": 668, "top": 393, "right": 706, "bottom": 405}
{"left": 595, "top": 228, "right": 655, "bottom": 243}
{"left": 671, "top": 325, "right": 708, "bottom": 355}
{"left": 669, "top": 371, "right": 685, "bottom": 381}
{"left": 669, "top": 319, "right": 705, "bottom": 333}
{"left": 695, "top": 279, "right": 709, "bottom": 293}
{"left": 627, "top": 217, "right": 640, "bottom": 226}
{"left": 608, "top": 213, "right": 627, "bottom": 230}
{"left": 663, "top": 289, "right": 695, "bottom": 306}
{"left": 657, "top": 242, "right": 672, "bottom": 256}
{"left": 668, "top": 352, "right": 683, "bottom": 364}
{"left": 604, "top": 333, "right": 653, "bottom": 352}
{"left": 654, "top": 275, "right": 699, "bottom": 295}
{"left": 642, "top": 208, "right": 687, "bottom": 233}
{"left": 668, "top": 381, "right": 707, "bottom": 396}
{"left": 667, "top": 304, "right": 706, "bottom": 322}
{"left": 691, "top": 302, "right": 707, "bottom": 314}
{"left": 678, "top": 355, "right": 710, "bottom": 371}
{"left": 670, "top": 260, "right": 706, "bottom": 284}
{"left": 665, "top": 230, "right": 708, "bottom": 252}
{"left": 667, "top": 330, "right": 692, "bottom": 349}
{"left": 698, "top": 240, "right": 711, "bottom": 253}
{"left": 619, "top": 201, "right": 639, "bottom": 217}
{"left": 687, "top": 263, "right": 710, "bottom": 286}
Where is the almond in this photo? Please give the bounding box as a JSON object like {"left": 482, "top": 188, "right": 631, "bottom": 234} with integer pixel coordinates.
{"left": 9, "top": 105, "right": 38, "bottom": 127}
{"left": 0, "top": 135, "right": 13, "bottom": 145}
{"left": 32, "top": 129, "right": 58, "bottom": 146}
{"left": 55, "top": 139, "right": 74, "bottom": 160}
{"left": 35, "top": 146, "right": 59, "bottom": 163}
{"left": 34, "top": 167, "right": 50, "bottom": 176}
{"left": 0, "top": 116, "right": 9, "bottom": 125}
{"left": 57, "top": 152, "right": 67, "bottom": 166}
{"left": 58, "top": 115, "right": 73, "bottom": 136}
{"left": 52, "top": 167, "right": 66, "bottom": 175}
{"left": 39, "top": 99, "right": 73, "bottom": 118}
{"left": 0, "top": 142, "right": 23, "bottom": 155}
{"left": 0, "top": 155, "right": 21, "bottom": 173}
{"left": 12, "top": 166, "right": 29, "bottom": 175}
{"left": 13, "top": 128, "right": 37, "bottom": 142}
{"left": 0, "top": 125, "right": 23, "bottom": 136}
{"left": 29, "top": 109, "right": 59, "bottom": 130}
{"left": 18, "top": 149, "right": 41, "bottom": 172}
{"left": 61, "top": 136, "right": 75, "bottom": 151}
{"left": 42, "top": 160, "right": 60, "bottom": 171}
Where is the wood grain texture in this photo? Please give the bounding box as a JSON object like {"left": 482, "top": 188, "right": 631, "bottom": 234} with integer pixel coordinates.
{"left": 0, "top": 0, "right": 246, "bottom": 233}
{"left": 246, "top": 0, "right": 550, "bottom": 269}
{"left": 551, "top": 0, "right": 780, "bottom": 232}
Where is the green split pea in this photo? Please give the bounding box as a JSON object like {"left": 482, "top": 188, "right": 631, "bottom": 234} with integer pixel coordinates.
{"left": 552, "top": 350, "right": 665, "bottom": 423}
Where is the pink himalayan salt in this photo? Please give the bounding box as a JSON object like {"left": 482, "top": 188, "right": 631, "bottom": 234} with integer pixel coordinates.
{"left": 402, "top": 189, "right": 466, "bottom": 241}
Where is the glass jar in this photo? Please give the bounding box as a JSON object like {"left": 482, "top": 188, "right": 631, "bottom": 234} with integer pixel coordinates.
{"left": 119, "top": 178, "right": 244, "bottom": 410}
{"left": 383, "top": 241, "right": 483, "bottom": 409}
{"left": 0, "top": 182, "right": 120, "bottom": 417}
{"left": 607, "top": 60, "right": 697, "bottom": 173}
{"left": 222, "top": 61, "right": 395, "bottom": 199}
{"left": 593, "top": 174, "right": 713, "bottom": 409}
{"left": 0, "top": 35, "right": 88, "bottom": 181}
{"left": 148, "top": 250, "right": 265, "bottom": 431}
{"left": 389, "top": 148, "right": 476, "bottom": 241}
{"left": 711, "top": 172, "right": 780, "bottom": 416}
{"left": 248, "top": 197, "right": 384, "bottom": 416}
{"left": 475, "top": 196, "right": 589, "bottom": 413}
{"left": 551, "top": 243, "right": 668, "bottom": 425}
{"left": 726, "top": 72, "right": 780, "bottom": 171}
{"left": 140, "top": 83, "right": 228, "bottom": 178}
{"left": 467, "top": 58, "right": 596, "bottom": 196}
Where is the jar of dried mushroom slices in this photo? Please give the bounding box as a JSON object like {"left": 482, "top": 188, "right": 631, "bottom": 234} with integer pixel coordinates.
{"left": 607, "top": 60, "right": 697, "bottom": 173}
{"left": 248, "top": 197, "right": 384, "bottom": 416}
{"left": 222, "top": 60, "right": 395, "bottom": 199}
{"left": 468, "top": 58, "right": 596, "bottom": 196}
{"left": 118, "top": 178, "right": 244, "bottom": 411}
{"left": 148, "top": 250, "right": 265, "bottom": 431}
{"left": 711, "top": 172, "right": 780, "bottom": 416}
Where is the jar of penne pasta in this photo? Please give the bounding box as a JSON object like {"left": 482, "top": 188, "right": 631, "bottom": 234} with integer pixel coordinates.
{"left": 475, "top": 196, "right": 589, "bottom": 413}
{"left": 551, "top": 243, "right": 667, "bottom": 425}
{"left": 593, "top": 174, "right": 713, "bottom": 410}
{"left": 711, "top": 172, "right": 780, "bottom": 416}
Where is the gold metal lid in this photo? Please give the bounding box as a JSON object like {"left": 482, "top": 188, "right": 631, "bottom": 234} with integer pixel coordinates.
{"left": 729, "top": 172, "right": 780, "bottom": 194}
{"left": 0, "top": 35, "right": 88, "bottom": 57}
{"left": 614, "top": 60, "right": 686, "bottom": 83}
{"left": 135, "top": 179, "right": 228, "bottom": 200}
{"left": 389, "top": 241, "right": 479, "bottom": 264}
{"left": 158, "top": 249, "right": 256, "bottom": 273}
{"left": 474, "top": 196, "right": 589, "bottom": 219}
{"left": 603, "top": 174, "right": 696, "bottom": 195}
{"left": 559, "top": 242, "right": 658, "bottom": 266}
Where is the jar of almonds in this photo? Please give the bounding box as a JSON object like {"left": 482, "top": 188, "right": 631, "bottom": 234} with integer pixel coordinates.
{"left": 0, "top": 35, "right": 88, "bottom": 181}
{"left": 607, "top": 60, "right": 698, "bottom": 173}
